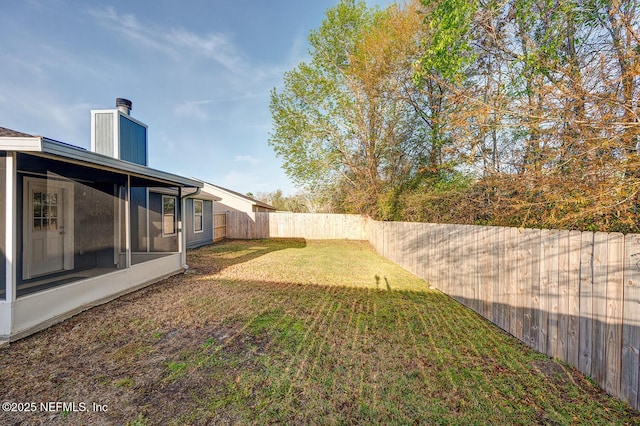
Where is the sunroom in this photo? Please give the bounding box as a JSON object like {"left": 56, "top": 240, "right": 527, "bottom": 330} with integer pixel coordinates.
{"left": 0, "top": 130, "right": 202, "bottom": 341}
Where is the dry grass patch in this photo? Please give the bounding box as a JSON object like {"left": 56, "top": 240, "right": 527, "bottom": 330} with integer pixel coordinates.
{"left": 0, "top": 239, "right": 638, "bottom": 425}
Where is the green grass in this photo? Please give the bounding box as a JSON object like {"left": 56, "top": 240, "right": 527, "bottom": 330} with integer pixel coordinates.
{"left": 172, "top": 240, "right": 640, "bottom": 424}
{"left": 192, "top": 239, "right": 428, "bottom": 291}
{"left": 0, "top": 239, "right": 638, "bottom": 425}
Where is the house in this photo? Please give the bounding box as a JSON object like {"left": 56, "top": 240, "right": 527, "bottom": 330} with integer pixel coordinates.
{"left": 183, "top": 188, "right": 221, "bottom": 249}
{"left": 92, "top": 99, "right": 222, "bottom": 250}
{"left": 0, "top": 99, "right": 203, "bottom": 342}
{"left": 200, "top": 181, "right": 276, "bottom": 214}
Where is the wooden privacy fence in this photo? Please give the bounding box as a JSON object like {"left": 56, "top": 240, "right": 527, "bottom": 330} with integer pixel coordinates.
{"left": 225, "top": 211, "right": 369, "bottom": 240}
{"left": 218, "top": 211, "right": 640, "bottom": 411}
{"left": 368, "top": 221, "right": 640, "bottom": 412}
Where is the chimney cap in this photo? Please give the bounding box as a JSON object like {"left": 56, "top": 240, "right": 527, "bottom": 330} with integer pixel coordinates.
{"left": 116, "top": 98, "right": 132, "bottom": 114}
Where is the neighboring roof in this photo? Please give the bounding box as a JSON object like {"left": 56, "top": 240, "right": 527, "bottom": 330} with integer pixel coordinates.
{"left": 0, "top": 126, "right": 202, "bottom": 188}
{"left": 0, "top": 126, "right": 35, "bottom": 138}
{"left": 195, "top": 179, "right": 276, "bottom": 210}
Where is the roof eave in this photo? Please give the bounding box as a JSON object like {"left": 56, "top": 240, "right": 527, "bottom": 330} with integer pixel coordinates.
{"left": 0, "top": 136, "right": 202, "bottom": 188}
{"left": 0, "top": 136, "right": 43, "bottom": 152}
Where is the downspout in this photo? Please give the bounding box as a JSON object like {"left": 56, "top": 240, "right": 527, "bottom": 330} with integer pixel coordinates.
{"left": 180, "top": 187, "right": 202, "bottom": 270}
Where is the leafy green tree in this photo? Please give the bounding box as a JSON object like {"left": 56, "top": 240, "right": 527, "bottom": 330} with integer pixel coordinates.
{"left": 269, "top": 0, "right": 428, "bottom": 217}
{"left": 269, "top": 1, "right": 377, "bottom": 210}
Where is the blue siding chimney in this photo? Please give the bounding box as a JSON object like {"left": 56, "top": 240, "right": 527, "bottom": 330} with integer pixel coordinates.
{"left": 119, "top": 114, "right": 147, "bottom": 166}
{"left": 91, "top": 98, "right": 148, "bottom": 166}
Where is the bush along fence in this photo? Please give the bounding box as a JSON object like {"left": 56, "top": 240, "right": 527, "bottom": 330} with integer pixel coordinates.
{"left": 222, "top": 211, "right": 640, "bottom": 412}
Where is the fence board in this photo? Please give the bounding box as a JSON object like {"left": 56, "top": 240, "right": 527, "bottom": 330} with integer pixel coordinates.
{"left": 567, "top": 230, "right": 582, "bottom": 367}
{"left": 462, "top": 226, "right": 476, "bottom": 309}
{"left": 515, "top": 228, "right": 528, "bottom": 342}
{"left": 457, "top": 226, "right": 467, "bottom": 304}
{"left": 213, "top": 213, "right": 226, "bottom": 242}
{"left": 546, "top": 230, "right": 560, "bottom": 359}
{"left": 444, "top": 224, "right": 453, "bottom": 293}
{"left": 537, "top": 229, "right": 550, "bottom": 355}
{"left": 416, "top": 223, "right": 427, "bottom": 284}
{"left": 410, "top": 222, "right": 420, "bottom": 276}
{"left": 399, "top": 222, "right": 412, "bottom": 272}
{"left": 506, "top": 227, "right": 519, "bottom": 337}
{"left": 592, "top": 232, "right": 609, "bottom": 385}
{"left": 477, "top": 226, "right": 489, "bottom": 317}
{"left": 485, "top": 226, "right": 499, "bottom": 324}
{"left": 579, "top": 231, "right": 594, "bottom": 377}
{"left": 428, "top": 224, "right": 438, "bottom": 286}
{"left": 470, "top": 226, "right": 481, "bottom": 314}
{"left": 556, "top": 230, "right": 569, "bottom": 361}
{"left": 434, "top": 225, "right": 447, "bottom": 291}
{"left": 419, "top": 223, "right": 427, "bottom": 284}
{"left": 460, "top": 226, "right": 470, "bottom": 307}
{"left": 521, "top": 229, "right": 534, "bottom": 348}
{"left": 493, "top": 227, "right": 508, "bottom": 330}
{"left": 439, "top": 224, "right": 449, "bottom": 295}
{"left": 605, "top": 233, "right": 624, "bottom": 396}
{"left": 622, "top": 234, "right": 640, "bottom": 409}
{"left": 459, "top": 226, "right": 467, "bottom": 304}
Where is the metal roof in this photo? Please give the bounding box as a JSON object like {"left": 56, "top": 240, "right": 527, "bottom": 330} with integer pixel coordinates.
{"left": 0, "top": 130, "right": 202, "bottom": 188}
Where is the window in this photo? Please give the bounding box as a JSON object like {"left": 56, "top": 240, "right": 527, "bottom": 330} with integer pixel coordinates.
{"left": 162, "top": 196, "right": 176, "bottom": 236}
{"left": 33, "top": 191, "right": 59, "bottom": 231}
{"left": 194, "top": 200, "right": 203, "bottom": 233}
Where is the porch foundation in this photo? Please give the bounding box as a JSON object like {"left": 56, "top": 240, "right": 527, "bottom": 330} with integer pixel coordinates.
{"left": 0, "top": 253, "right": 183, "bottom": 342}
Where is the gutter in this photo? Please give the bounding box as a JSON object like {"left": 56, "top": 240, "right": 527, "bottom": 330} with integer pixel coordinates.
{"left": 181, "top": 187, "right": 202, "bottom": 200}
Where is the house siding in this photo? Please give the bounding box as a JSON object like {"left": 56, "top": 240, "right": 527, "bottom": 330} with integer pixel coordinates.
{"left": 149, "top": 192, "right": 178, "bottom": 252}
{"left": 119, "top": 115, "right": 147, "bottom": 166}
{"left": 185, "top": 198, "right": 213, "bottom": 249}
{"left": 94, "top": 112, "right": 115, "bottom": 157}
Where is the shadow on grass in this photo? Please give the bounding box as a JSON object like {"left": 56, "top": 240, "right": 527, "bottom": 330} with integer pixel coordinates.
{"left": 374, "top": 274, "right": 395, "bottom": 291}
{"left": 187, "top": 238, "right": 307, "bottom": 276}
{"left": 1, "top": 261, "right": 639, "bottom": 425}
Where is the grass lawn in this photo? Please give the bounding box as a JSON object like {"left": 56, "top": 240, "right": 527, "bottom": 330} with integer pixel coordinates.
{"left": 1, "top": 239, "right": 639, "bottom": 425}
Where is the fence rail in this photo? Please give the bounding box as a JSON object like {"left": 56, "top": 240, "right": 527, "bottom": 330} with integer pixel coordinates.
{"left": 217, "top": 211, "right": 640, "bottom": 411}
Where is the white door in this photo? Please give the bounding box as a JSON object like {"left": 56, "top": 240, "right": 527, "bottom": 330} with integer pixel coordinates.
{"left": 23, "top": 178, "right": 74, "bottom": 279}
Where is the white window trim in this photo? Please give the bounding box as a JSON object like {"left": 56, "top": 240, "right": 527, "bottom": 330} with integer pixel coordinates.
{"left": 193, "top": 199, "right": 204, "bottom": 234}
{"left": 162, "top": 195, "right": 176, "bottom": 237}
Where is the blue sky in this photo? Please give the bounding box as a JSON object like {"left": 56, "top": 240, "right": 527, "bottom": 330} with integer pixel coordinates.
{"left": 0, "top": 0, "right": 390, "bottom": 195}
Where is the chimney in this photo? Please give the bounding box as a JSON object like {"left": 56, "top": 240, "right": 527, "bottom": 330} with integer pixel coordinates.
{"left": 116, "top": 98, "right": 132, "bottom": 115}
{"left": 92, "top": 97, "right": 148, "bottom": 165}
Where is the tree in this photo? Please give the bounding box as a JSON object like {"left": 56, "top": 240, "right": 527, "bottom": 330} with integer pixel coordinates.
{"left": 254, "top": 190, "right": 304, "bottom": 212}
{"left": 403, "top": 0, "right": 640, "bottom": 231}
{"left": 270, "top": 0, "right": 640, "bottom": 232}
{"left": 269, "top": 0, "right": 428, "bottom": 217}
